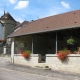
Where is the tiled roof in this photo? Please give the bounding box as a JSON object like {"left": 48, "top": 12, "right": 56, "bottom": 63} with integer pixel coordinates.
{"left": 14, "top": 20, "right": 29, "bottom": 30}
{"left": 16, "top": 21, "right": 21, "bottom": 26}
{"left": 0, "top": 12, "right": 16, "bottom": 21}
{"left": 9, "top": 10, "right": 80, "bottom": 37}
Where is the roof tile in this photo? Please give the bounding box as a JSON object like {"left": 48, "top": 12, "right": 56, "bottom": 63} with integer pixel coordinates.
{"left": 9, "top": 10, "right": 80, "bottom": 37}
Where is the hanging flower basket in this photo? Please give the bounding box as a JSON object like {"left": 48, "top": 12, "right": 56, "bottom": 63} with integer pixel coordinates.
{"left": 67, "top": 37, "right": 75, "bottom": 45}
{"left": 20, "top": 42, "right": 27, "bottom": 47}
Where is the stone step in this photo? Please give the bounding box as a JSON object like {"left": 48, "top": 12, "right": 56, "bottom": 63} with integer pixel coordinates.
{"left": 35, "top": 63, "right": 51, "bottom": 70}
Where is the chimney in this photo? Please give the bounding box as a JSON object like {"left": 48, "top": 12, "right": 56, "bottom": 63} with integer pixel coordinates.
{"left": 4, "top": 10, "right": 5, "bottom": 15}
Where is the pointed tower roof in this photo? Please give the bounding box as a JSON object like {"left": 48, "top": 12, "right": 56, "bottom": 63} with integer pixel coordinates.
{"left": 0, "top": 12, "right": 16, "bottom": 22}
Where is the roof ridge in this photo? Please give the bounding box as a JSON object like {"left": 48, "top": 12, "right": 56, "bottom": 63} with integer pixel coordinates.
{"left": 36, "top": 9, "right": 80, "bottom": 20}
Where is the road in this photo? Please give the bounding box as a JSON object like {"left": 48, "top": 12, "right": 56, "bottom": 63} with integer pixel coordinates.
{"left": 0, "top": 57, "right": 60, "bottom": 80}
{"left": 0, "top": 57, "right": 80, "bottom": 80}
{"left": 0, "top": 67, "right": 64, "bottom": 80}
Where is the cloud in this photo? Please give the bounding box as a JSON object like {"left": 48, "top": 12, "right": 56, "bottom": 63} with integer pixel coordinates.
{"left": 61, "top": 1, "right": 70, "bottom": 9}
{"left": 14, "top": 1, "right": 29, "bottom": 9}
{"left": 9, "top": 0, "right": 17, "bottom": 4}
{"left": 22, "top": 14, "right": 26, "bottom": 17}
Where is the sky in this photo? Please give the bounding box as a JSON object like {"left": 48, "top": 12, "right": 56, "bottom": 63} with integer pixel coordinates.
{"left": 0, "top": 0, "right": 80, "bottom": 22}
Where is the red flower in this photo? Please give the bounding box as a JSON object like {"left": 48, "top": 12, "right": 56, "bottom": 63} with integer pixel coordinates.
{"left": 21, "top": 53, "right": 30, "bottom": 58}
{"left": 18, "top": 50, "right": 23, "bottom": 54}
{"left": 57, "top": 49, "right": 72, "bottom": 60}
{"left": 57, "top": 52, "right": 67, "bottom": 60}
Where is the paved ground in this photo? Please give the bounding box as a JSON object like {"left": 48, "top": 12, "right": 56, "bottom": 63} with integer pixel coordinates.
{"left": 1, "top": 68, "right": 58, "bottom": 80}
{"left": 0, "top": 57, "right": 80, "bottom": 80}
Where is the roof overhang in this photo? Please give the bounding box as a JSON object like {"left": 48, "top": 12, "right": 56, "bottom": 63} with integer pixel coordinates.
{"left": 8, "top": 25, "right": 80, "bottom": 38}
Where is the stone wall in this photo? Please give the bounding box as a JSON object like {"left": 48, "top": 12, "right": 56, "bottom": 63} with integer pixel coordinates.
{"left": 14, "top": 54, "right": 39, "bottom": 67}
{"left": 0, "top": 46, "right": 11, "bottom": 55}
{"left": 0, "top": 46, "right": 3, "bottom": 54}
{"left": 1, "top": 20, "right": 16, "bottom": 40}
{"left": 13, "top": 53, "right": 80, "bottom": 73}
{"left": 46, "top": 54, "right": 80, "bottom": 73}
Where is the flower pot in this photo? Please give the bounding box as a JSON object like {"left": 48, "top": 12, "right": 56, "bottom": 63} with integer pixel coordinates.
{"left": 21, "top": 53, "right": 30, "bottom": 58}
{"left": 57, "top": 53, "right": 67, "bottom": 60}
{"left": 57, "top": 49, "right": 72, "bottom": 60}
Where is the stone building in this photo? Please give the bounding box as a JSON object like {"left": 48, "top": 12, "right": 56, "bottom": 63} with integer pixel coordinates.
{"left": 9, "top": 10, "right": 80, "bottom": 73}
{"left": 0, "top": 12, "right": 17, "bottom": 54}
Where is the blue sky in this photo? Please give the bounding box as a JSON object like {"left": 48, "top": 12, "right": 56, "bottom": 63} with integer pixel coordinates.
{"left": 0, "top": 0, "right": 80, "bottom": 22}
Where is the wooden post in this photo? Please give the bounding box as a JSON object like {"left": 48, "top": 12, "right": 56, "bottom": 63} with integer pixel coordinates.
{"left": 32, "top": 35, "right": 34, "bottom": 54}
{"left": 11, "top": 38, "right": 15, "bottom": 63}
{"left": 3, "top": 46, "right": 6, "bottom": 54}
{"left": 56, "top": 32, "right": 57, "bottom": 54}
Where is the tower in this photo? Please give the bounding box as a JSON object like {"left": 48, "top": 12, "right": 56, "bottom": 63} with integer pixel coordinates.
{"left": 0, "top": 12, "right": 17, "bottom": 54}
{"left": 0, "top": 12, "right": 16, "bottom": 41}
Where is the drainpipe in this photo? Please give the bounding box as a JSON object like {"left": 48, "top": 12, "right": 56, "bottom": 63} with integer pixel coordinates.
{"left": 32, "top": 35, "right": 34, "bottom": 54}
{"left": 56, "top": 32, "right": 57, "bottom": 54}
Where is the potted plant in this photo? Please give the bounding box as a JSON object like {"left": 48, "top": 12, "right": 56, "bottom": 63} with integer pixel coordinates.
{"left": 18, "top": 50, "right": 23, "bottom": 54}
{"left": 57, "top": 49, "right": 72, "bottom": 60}
{"left": 67, "top": 37, "right": 75, "bottom": 45}
{"left": 21, "top": 50, "right": 31, "bottom": 59}
{"left": 20, "top": 42, "right": 27, "bottom": 47}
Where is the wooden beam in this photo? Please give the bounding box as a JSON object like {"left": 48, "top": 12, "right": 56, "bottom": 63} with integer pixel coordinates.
{"left": 56, "top": 32, "right": 57, "bottom": 54}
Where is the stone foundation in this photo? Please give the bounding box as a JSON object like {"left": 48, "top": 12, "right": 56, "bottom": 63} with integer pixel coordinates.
{"left": 13, "top": 54, "right": 80, "bottom": 73}
{"left": 14, "top": 54, "right": 39, "bottom": 67}
{"left": 46, "top": 54, "right": 80, "bottom": 73}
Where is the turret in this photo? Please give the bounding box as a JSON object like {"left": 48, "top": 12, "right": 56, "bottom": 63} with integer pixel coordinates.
{"left": 0, "top": 12, "right": 16, "bottom": 40}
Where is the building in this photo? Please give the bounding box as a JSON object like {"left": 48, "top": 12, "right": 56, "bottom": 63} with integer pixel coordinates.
{"left": 0, "top": 21, "right": 3, "bottom": 40}
{"left": 0, "top": 12, "right": 17, "bottom": 54}
{"left": 14, "top": 20, "right": 29, "bottom": 32}
{"left": 9, "top": 10, "right": 80, "bottom": 73}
